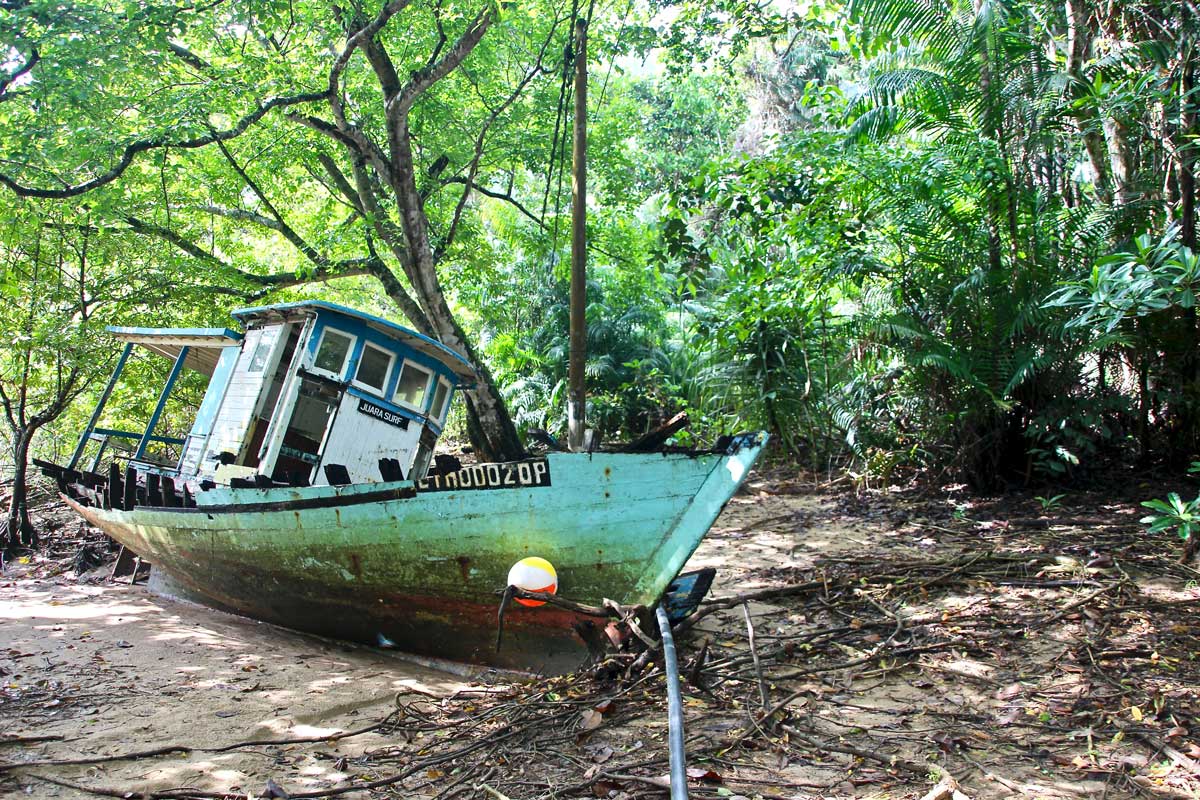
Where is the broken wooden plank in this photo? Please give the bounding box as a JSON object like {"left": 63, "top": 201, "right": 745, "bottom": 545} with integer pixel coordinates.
{"left": 623, "top": 412, "right": 689, "bottom": 453}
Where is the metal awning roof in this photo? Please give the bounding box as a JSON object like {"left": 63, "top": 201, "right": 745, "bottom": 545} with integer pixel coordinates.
{"left": 106, "top": 326, "right": 243, "bottom": 377}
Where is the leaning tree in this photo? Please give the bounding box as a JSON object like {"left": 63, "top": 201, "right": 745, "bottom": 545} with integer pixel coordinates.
{"left": 1, "top": 0, "right": 594, "bottom": 462}
{"left": 0, "top": 204, "right": 103, "bottom": 549}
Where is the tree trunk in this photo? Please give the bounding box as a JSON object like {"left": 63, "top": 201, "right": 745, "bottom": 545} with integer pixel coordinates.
{"left": 1179, "top": 48, "right": 1197, "bottom": 247}
{"left": 384, "top": 131, "right": 524, "bottom": 462}
{"left": 363, "top": 257, "right": 525, "bottom": 461}
{"left": 297, "top": 7, "right": 527, "bottom": 463}
{"left": 1103, "top": 116, "right": 1135, "bottom": 207}
{"left": 1064, "top": 0, "right": 1113, "bottom": 202}
{"left": 1137, "top": 350, "right": 1151, "bottom": 463}
{"left": 421, "top": 290, "right": 526, "bottom": 463}
{"left": 1174, "top": 44, "right": 1198, "bottom": 460}
{"left": 364, "top": 240, "right": 525, "bottom": 461}
{"left": 4, "top": 428, "right": 37, "bottom": 551}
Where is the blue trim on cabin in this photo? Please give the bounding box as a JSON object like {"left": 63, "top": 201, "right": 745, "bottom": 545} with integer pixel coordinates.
{"left": 105, "top": 325, "right": 243, "bottom": 341}
{"left": 304, "top": 314, "right": 458, "bottom": 418}
{"left": 230, "top": 301, "right": 474, "bottom": 378}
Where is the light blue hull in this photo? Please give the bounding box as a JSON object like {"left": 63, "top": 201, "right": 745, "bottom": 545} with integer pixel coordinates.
{"left": 69, "top": 434, "right": 768, "bottom": 671}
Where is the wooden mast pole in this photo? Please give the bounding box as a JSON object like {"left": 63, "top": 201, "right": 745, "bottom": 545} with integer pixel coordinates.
{"left": 567, "top": 17, "right": 588, "bottom": 452}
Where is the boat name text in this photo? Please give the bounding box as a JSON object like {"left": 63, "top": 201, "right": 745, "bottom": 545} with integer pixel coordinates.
{"left": 417, "top": 460, "right": 551, "bottom": 492}
{"left": 357, "top": 398, "right": 410, "bottom": 429}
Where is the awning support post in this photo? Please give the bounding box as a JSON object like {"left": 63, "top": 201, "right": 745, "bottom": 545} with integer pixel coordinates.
{"left": 135, "top": 346, "right": 190, "bottom": 461}
{"left": 68, "top": 342, "right": 134, "bottom": 470}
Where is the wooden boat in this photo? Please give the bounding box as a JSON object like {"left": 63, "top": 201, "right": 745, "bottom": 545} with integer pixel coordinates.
{"left": 40, "top": 301, "right": 766, "bottom": 672}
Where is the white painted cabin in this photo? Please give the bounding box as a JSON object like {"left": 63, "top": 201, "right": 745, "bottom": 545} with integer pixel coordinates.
{"left": 73, "top": 302, "right": 477, "bottom": 487}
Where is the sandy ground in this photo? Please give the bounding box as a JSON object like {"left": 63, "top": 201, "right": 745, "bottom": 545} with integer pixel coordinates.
{"left": 1, "top": 576, "right": 472, "bottom": 798}
{"left": 4, "top": 473, "right": 1200, "bottom": 800}
{"left": 4, "top": 483, "right": 836, "bottom": 799}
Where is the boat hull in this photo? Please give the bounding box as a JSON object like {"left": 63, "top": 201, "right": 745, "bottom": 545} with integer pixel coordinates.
{"left": 64, "top": 435, "right": 766, "bottom": 672}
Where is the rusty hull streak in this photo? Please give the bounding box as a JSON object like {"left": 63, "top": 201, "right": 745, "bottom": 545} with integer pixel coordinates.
{"left": 158, "top": 553, "right": 592, "bottom": 672}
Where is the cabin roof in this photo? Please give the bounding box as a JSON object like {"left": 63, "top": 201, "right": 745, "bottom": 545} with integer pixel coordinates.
{"left": 106, "top": 327, "right": 243, "bottom": 376}
{"left": 230, "top": 300, "right": 479, "bottom": 383}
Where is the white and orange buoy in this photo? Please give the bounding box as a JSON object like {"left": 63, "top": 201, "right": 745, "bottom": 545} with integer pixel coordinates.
{"left": 507, "top": 557, "right": 558, "bottom": 607}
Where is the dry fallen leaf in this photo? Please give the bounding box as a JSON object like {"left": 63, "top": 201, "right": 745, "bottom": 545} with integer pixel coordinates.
{"left": 262, "top": 778, "right": 291, "bottom": 799}
{"left": 590, "top": 780, "right": 621, "bottom": 797}
{"left": 686, "top": 766, "right": 722, "bottom": 783}
{"left": 580, "top": 709, "right": 603, "bottom": 731}
{"left": 991, "top": 681, "right": 1019, "bottom": 700}
{"left": 590, "top": 745, "right": 614, "bottom": 763}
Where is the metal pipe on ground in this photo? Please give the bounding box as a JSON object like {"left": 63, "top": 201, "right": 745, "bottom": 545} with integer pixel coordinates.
{"left": 655, "top": 604, "right": 689, "bottom": 800}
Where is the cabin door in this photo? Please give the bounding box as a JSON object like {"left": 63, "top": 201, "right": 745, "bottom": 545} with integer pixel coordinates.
{"left": 268, "top": 376, "right": 341, "bottom": 485}
{"left": 177, "top": 345, "right": 241, "bottom": 476}
{"left": 239, "top": 323, "right": 302, "bottom": 468}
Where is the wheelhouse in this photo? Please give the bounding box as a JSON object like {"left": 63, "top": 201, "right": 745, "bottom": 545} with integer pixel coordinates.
{"left": 69, "top": 301, "right": 476, "bottom": 487}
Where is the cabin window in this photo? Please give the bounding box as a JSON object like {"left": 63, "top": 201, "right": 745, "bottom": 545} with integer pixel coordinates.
{"left": 247, "top": 325, "right": 282, "bottom": 373}
{"left": 393, "top": 361, "right": 432, "bottom": 410}
{"left": 431, "top": 377, "right": 453, "bottom": 422}
{"left": 312, "top": 328, "right": 355, "bottom": 378}
{"left": 352, "top": 343, "right": 394, "bottom": 394}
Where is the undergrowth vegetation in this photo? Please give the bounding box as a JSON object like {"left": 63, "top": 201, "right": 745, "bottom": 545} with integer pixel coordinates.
{"left": 2, "top": 0, "right": 1198, "bottom": 497}
{"left": 473, "top": 0, "right": 1200, "bottom": 492}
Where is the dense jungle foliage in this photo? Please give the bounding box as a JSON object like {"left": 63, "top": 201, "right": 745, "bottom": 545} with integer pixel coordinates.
{"left": 1, "top": 0, "right": 1197, "bottom": 543}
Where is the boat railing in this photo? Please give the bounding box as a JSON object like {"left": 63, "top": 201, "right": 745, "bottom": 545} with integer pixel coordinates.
{"left": 73, "top": 427, "right": 186, "bottom": 474}
{"left": 125, "top": 460, "right": 184, "bottom": 479}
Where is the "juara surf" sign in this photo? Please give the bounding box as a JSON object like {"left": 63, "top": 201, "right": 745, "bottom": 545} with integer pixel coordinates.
{"left": 356, "top": 397, "right": 411, "bottom": 429}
